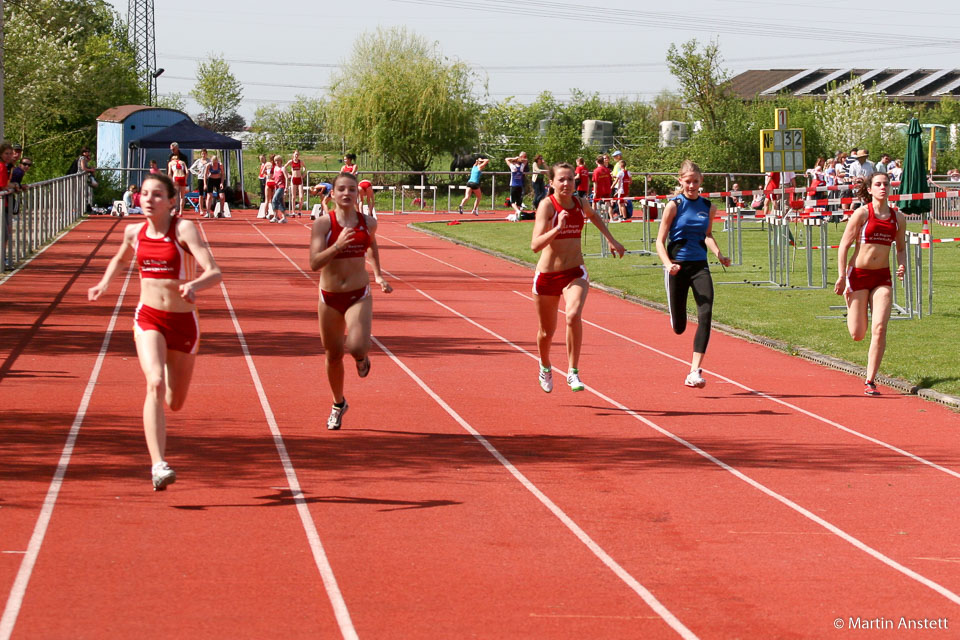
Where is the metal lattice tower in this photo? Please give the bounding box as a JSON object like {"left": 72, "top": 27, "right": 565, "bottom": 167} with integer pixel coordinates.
{"left": 127, "top": 0, "right": 158, "bottom": 105}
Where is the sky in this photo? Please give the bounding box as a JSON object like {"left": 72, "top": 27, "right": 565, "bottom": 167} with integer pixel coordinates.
{"left": 106, "top": 0, "right": 960, "bottom": 122}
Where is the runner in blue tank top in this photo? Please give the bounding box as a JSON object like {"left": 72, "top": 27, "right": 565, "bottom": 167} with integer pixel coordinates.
{"left": 655, "top": 160, "right": 731, "bottom": 388}
{"left": 458, "top": 156, "right": 489, "bottom": 216}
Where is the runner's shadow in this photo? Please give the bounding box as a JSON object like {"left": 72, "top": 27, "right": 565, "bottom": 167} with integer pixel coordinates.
{"left": 173, "top": 489, "right": 461, "bottom": 512}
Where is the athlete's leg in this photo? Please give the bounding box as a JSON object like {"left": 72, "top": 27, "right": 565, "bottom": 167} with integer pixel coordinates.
{"left": 534, "top": 294, "right": 561, "bottom": 368}
{"left": 688, "top": 265, "right": 715, "bottom": 368}
{"left": 865, "top": 285, "right": 893, "bottom": 382}
{"left": 846, "top": 289, "right": 870, "bottom": 342}
{"left": 561, "top": 278, "right": 589, "bottom": 371}
{"left": 165, "top": 348, "right": 196, "bottom": 412}
{"left": 343, "top": 294, "right": 373, "bottom": 364}
{"left": 664, "top": 265, "right": 691, "bottom": 336}
{"left": 319, "top": 303, "right": 348, "bottom": 403}
{"left": 135, "top": 330, "right": 169, "bottom": 465}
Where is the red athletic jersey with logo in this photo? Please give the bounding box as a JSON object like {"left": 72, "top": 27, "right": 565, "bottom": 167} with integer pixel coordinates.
{"left": 134, "top": 218, "right": 195, "bottom": 280}
{"left": 327, "top": 214, "right": 371, "bottom": 259}
{"left": 549, "top": 195, "right": 586, "bottom": 240}
{"left": 860, "top": 202, "right": 899, "bottom": 246}
{"left": 592, "top": 166, "right": 612, "bottom": 197}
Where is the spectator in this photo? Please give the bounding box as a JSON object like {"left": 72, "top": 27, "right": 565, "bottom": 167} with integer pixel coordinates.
{"left": 122, "top": 184, "right": 142, "bottom": 215}
{"left": 844, "top": 148, "right": 859, "bottom": 173}
{"left": 148, "top": 159, "right": 161, "bottom": 175}
{"left": 10, "top": 157, "right": 31, "bottom": 189}
{"left": 1, "top": 142, "right": 15, "bottom": 268}
{"left": 726, "top": 182, "right": 745, "bottom": 210}
{"left": 574, "top": 157, "right": 590, "bottom": 198}
{"left": 610, "top": 150, "right": 623, "bottom": 181}
{"left": 77, "top": 146, "right": 98, "bottom": 213}
{"left": 848, "top": 149, "right": 875, "bottom": 180}
{"left": 947, "top": 168, "right": 960, "bottom": 182}
{"left": 504, "top": 152, "right": 528, "bottom": 218}
{"left": 888, "top": 159, "right": 903, "bottom": 181}
{"left": 875, "top": 153, "right": 891, "bottom": 174}
{"left": 169, "top": 141, "right": 188, "bottom": 165}
{"left": 257, "top": 154, "right": 269, "bottom": 205}
{"left": 531, "top": 154, "right": 548, "bottom": 209}
{"left": 167, "top": 152, "right": 189, "bottom": 214}
{"left": 11, "top": 144, "right": 22, "bottom": 167}
{"left": 591, "top": 154, "right": 612, "bottom": 216}
{"left": 270, "top": 154, "right": 288, "bottom": 223}
{"left": 190, "top": 149, "right": 210, "bottom": 216}
{"left": 612, "top": 158, "right": 632, "bottom": 221}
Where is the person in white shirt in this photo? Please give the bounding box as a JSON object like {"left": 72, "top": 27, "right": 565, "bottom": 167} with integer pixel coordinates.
{"left": 848, "top": 149, "right": 875, "bottom": 180}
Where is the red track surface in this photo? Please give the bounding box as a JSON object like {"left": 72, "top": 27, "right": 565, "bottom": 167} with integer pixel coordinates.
{"left": 2, "top": 210, "right": 959, "bottom": 639}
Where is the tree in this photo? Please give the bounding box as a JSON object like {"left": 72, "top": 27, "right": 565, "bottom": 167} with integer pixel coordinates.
{"left": 666, "top": 38, "right": 731, "bottom": 132}
{"left": 155, "top": 93, "right": 187, "bottom": 112}
{"left": 328, "top": 27, "right": 480, "bottom": 171}
{"left": 813, "top": 84, "right": 907, "bottom": 158}
{"left": 4, "top": 0, "right": 145, "bottom": 179}
{"left": 191, "top": 55, "right": 244, "bottom": 133}
{"left": 250, "top": 95, "right": 328, "bottom": 151}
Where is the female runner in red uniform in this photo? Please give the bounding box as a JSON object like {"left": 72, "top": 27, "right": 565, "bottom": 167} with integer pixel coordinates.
{"left": 285, "top": 150, "right": 306, "bottom": 216}
{"left": 531, "top": 163, "right": 624, "bottom": 393}
{"left": 87, "top": 173, "right": 222, "bottom": 489}
{"left": 835, "top": 172, "right": 906, "bottom": 395}
{"left": 167, "top": 154, "right": 189, "bottom": 214}
{"left": 341, "top": 153, "right": 376, "bottom": 216}
{"left": 309, "top": 172, "right": 392, "bottom": 429}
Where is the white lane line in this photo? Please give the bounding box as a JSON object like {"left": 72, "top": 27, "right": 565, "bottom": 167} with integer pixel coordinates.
{"left": 378, "top": 233, "right": 491, "bottom": 281}
{"left": 391, "top": 277, "right": 960, "bottom": 608}
{"left": 372, "top": 333, "right": 698, "bottom": 640}
{"left": 200, "top": 223, "right": 357, "bottom": 640}
{"left": 0, "top": 265, "right": 133, "bottom": 640}
{"left": 249, "top": 227, "right": 695, "bottom": 637}
{"left": 509, "top": 288, "right": 960, "bottom": 481}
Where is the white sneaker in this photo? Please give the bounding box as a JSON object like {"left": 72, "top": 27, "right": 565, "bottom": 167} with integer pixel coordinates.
{"left": 684, "top": 369, "right": 706, "bottom": 388}
{"left": 538, "top": 365, "right": 553, "bottom": 393}
{"left": 327, "top": 400, "right": 348, "bottom": 430}
{"left": 151, "top": 461, "right": 176, "bottom": 491}
{"left": 566, "top": 369, "right": 584, "bottom": 392}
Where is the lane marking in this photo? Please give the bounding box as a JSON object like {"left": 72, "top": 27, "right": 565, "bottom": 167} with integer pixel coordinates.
{"left": 379, "top": 233, "right": 490, "bottom": 281}
{"left": 199, "top": 222, "right": 357, "bottom": 640}
{"left": 388, "top": 275, "right": 960, "bottom": 608}
{"left": 250, "top": 225, "right": 695, "bottom": 638}
{"left": 1, "top": 265, "right": 133, "bottom": 640}
{"left": 372, "top": 333, "right": 698, "bottom": 640}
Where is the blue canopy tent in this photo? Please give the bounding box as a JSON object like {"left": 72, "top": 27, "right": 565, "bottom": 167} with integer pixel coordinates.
{"left": 130, "top": 119, "right": 245, "bottom": 199}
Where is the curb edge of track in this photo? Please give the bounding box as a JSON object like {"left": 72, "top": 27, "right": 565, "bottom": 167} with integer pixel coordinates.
{"left": 409, "top": 222, "right": 960, "bottom": 412}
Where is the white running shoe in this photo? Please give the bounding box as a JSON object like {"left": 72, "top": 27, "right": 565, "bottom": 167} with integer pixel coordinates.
{"left": 566, "top": 369, "right": 584, "bottom": 392}
{"left": 151, "top": 461, "right": 176, "bottom": 491}
{"left": 684, "top": 369, "right": 706, "bottom": 388}
{"left": 539, "top": 365, "right": 553, "bottom": 393}
{"left": 327, "top": 400, "right": 348, "bottom": 430}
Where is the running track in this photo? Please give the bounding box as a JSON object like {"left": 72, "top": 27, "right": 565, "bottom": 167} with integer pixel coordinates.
{"left": 1, "top": 211, "right": 958, "bottom": 639}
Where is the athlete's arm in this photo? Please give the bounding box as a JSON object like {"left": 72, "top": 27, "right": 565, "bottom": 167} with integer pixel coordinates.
{"left": 175, "top": 220, "right": 222, "bottom": 302}
{"left": 87, "top": 224, "right": 138, "bottom": 300}
{"left": 894, "top": 209, "right": 907, "bottom": 281}
{"left": 834, "top": 206, "right": 866, "bottom": 294}
{"left": 582, "top": 197, "right": 625, "bottom": 257}
{"left": 656, "top": 201, "right": 680, "bottom": 274}
{"left": 704, "top": 203, "right": 731, "bottom": 266}
{"left": 477, "top": 158, "right": 490, "bottom": 170}
{"left": 309, "top": 216, "right": 351, "bottom": 271}
{"left": 364, "top": 217, "right": 392, "bottom": 293}
{"left": 530, "top": 198, "right": 563, "bottom": 253}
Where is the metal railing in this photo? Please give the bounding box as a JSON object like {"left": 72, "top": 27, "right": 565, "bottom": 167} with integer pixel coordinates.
{"left": 1, "top": 174, "right": 89, "bottom": 273}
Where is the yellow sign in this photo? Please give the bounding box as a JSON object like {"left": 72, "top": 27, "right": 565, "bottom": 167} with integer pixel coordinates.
{"left": 760, "top": 108, "right": 805, "bottom": 172}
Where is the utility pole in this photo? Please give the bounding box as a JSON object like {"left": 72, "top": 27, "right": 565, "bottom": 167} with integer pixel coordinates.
{"left": 127, "top": 0, "right": 157, "bottom": 105}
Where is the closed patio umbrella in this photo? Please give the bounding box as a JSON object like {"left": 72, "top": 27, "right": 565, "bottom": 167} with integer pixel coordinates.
{"left": 899, "top": 117, "right": 930, "bottom": 215}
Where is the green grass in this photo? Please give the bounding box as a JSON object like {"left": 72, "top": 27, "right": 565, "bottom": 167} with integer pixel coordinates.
{"left": 414, "top": 217, "right": 960, "bottom": 398}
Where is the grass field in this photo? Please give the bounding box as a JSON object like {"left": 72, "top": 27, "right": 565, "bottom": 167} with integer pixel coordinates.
{"left": 414, "top": 215, "right": 960, "bottom": 398}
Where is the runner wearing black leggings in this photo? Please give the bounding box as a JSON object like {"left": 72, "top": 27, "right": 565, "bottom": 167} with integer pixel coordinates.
{"left": 656, "top": 160, "right": 731, "bottom": 388}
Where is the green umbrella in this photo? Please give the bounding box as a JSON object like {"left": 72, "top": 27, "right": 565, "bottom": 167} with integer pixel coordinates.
{"left": 899, "top": 117, "right": 931, "bottom": 214}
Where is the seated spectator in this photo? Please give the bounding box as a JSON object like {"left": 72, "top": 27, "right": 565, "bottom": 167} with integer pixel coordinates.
{"left": 948, "top": 168, "right": 960, "bottom": 182}
{"left": 122, "top": 184, "right": 142, "bottom": 214}
{"left": 726, "top": 182, "right": 745, "bottom": 210}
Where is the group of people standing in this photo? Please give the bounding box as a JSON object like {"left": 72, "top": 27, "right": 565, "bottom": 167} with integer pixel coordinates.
{"left": 85, "top": 144, "right": 906, "bottom": 491}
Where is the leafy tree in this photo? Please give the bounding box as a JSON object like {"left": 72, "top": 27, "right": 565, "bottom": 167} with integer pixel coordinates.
{"left": 328, "top": 26, "right": 480, "bottom": 171}
{"left": 813, "top": 84, "right": 908, "bottom": 159}
{"left": 4, "top": 0, "right": 144, "bottom": 179}
{"left": 666, "top": 38, "right": 730, "bottom": 132}
{"left": 191, "top": 55, "right": 244, "bottom": 133}
{"left": 155, "top": 93, "right": 188, "bottom": 112}
{"left": 250, "top": 95, "right": 328, "bottom": 151}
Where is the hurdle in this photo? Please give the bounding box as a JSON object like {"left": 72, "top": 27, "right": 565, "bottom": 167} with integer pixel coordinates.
{"left": 447, "top": 184, "right": 470, "bottom": 214}
{"left": 400, "top": 185, "right": 437, "bottom": 214}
